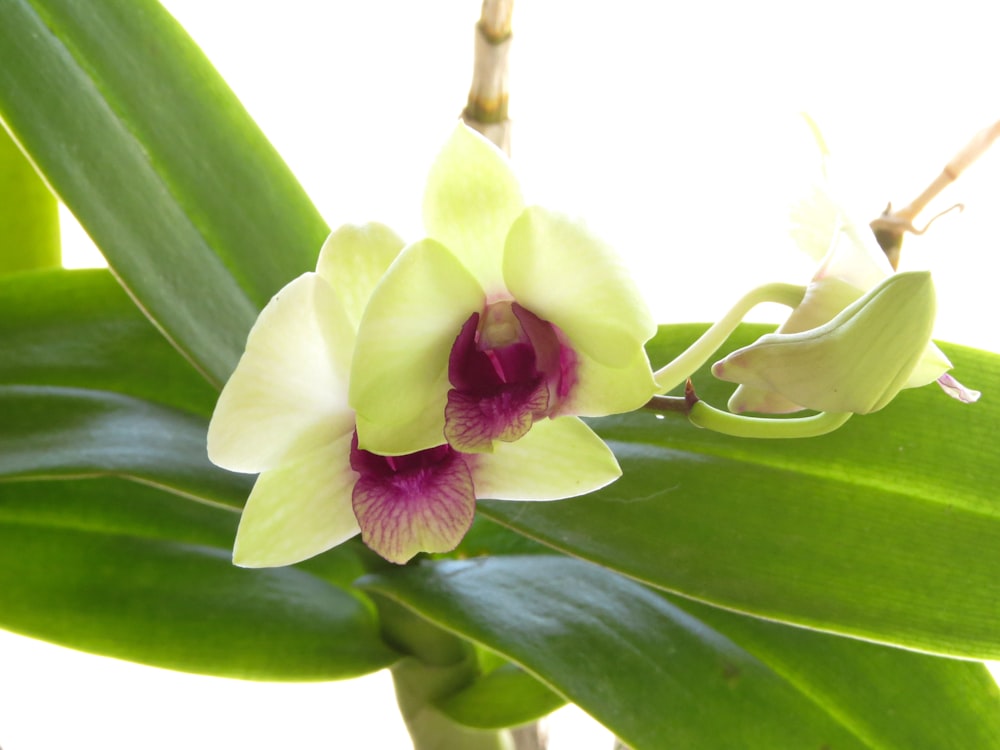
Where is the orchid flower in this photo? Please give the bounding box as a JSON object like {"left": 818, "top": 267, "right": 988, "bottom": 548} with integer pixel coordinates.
{"left": 720, "top": 190, "right": 980, "bottom": 415}
{"left": 207, "top": 223, "right": 621, "bottom": 567}
{"left": 349, "top": 124, "right": 658, "bottom": 459}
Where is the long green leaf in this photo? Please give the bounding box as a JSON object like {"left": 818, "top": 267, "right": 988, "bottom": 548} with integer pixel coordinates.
{"left": 0, "top": 477, "right": 397, "bottom": 680}
{"left": 0, "top": 384, "right": 250, "bottom": 509}
{"left": 0, "top": 268, "right": 218, "bottom": 417}
{"left": 669, "top": 596, "right": 1000, "bottom": 750}
{"left": 0, "top": 124, "right": 59, "bottom": 273}
{"left": 360, "top": 556, "right": 869, "bottom": 750}
{"left": 481, "top": 325, "right": 1000, "bottom": 659}
{"left": 0, "top": 0, "right": 328, "bottom": 385}
{"left": 360, "top": 556, "right": 1000, "bottom": 749}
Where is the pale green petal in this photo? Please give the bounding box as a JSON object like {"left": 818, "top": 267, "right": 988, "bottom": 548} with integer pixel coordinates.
{"left": 713, "top": 272, "right": 936, "bottom": 414}
{"left": 471, "top": 417, "right": 620, "bottom": 500}
{"left": 504, "top": 207, "right": 656, "bottom": 367}
{"left": 777, "top": 277, "right": 864, "bottom": 334}
{"left": 906, "top": 342, "right": 953, "bottom": 389}
{"left": 814, "top": 213, "right": 892, "bottom": 290}
{"left": 208, "top": 274, "right": 356, "bottom": 473}
{"left": 557, "top": 345, "right": 658, "bottom": 418}
{"left": 727, "top": 384, "right": 805, "bottom": 415}
{"left": 350, "top": 239, "right": 485, "bottom": 455}
{"left": 422, "top": 123, "right": 523, "bottom": 291}
{"left": 315, "top": 222, "right": 406, "bottom": 330}
{"left": 233, "top": 432, "right": 359, "bottom": 567}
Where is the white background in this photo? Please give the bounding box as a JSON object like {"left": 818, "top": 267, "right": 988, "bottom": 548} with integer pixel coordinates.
{"left": 3, "top": 1, "right": 999, "bottom": 748}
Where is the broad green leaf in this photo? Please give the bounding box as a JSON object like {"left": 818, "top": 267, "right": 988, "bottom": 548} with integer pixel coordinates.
{"left": 0, "top": 0, "right": 327, "bottom": 385}
{"left": 669, "top": 596, "right": 1000, "bottom": 750}
{"left": 0, "top": 477, "right": 397, "bottom": 680}
{"left": 0, "top": 384, "right": 250, "bottom": 509}
{"left": 359, "top": 556, "right": 868, "bottom": 750}
{"left": 436, "top": 663, "right": 566, "bottom": 730}
{"left": 481, "top": 325, "right": 1000, "bottom": 658}
{"left": 0, "top": 268, "right": 218, "bottom": 417}
{"left": 0, "top": 125, "right": 59, "bottom": 273}
{"left": 361, "top": 556, "right": 1000, "bottom": 748}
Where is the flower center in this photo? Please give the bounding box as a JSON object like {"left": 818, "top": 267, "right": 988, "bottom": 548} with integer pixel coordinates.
{"left": 444, "top": 301, "right": 575, "bottom": 452}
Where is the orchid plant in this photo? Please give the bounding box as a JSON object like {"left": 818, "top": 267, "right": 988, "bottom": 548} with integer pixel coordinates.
{"left": 2, "top": 3, "right": 1000, "bottom": 750}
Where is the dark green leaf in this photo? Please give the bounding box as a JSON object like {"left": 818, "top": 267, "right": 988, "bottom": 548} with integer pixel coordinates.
{"left": 359, "top": 556, "right": 870, "bottom": 749}
{"left": 0, "top": 268, "right": 218, "bottom": 417}
{"left": 0, "top": 478, "right": 397, "bottom": 680}
{"left": 481, "top": 326, "right": 1000, "bottom": 659}
{"left": 0, "top": 125, "right": 59, "bottom": 273}
{"left": 669, "top": 595, "right": 1000, "bottom": 750}
{"left": 0, "top": 384, "right": 250, "bottom": 509}
{"left": 0, "top": 0, "right": 328, "bottom": 385}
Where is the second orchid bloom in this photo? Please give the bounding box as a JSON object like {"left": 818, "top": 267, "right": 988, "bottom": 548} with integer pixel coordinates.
{"left": 208, "top": 124, "right": 658, "bottom": 566}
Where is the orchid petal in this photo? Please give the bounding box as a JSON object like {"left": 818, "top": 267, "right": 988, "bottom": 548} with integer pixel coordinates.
{"left": 503, "top": 207, "right": 657, "bottom": 367}
{"left": 471, "top": 417, "right": 620, "bottom": 500}
{"left": 316, "top": 222, "right": 406, "bottom": 330}
{"left": 937, "top": 373, "right": 982, "bottom": 403}
{"left": 713, "top": 272, "right": 936, "bottom": 414}
{"left": 233, "top": 432, "right": 359, "bottom": 567}
{"left": 208, "top": 274, "right": 355, "bottom": 473}
{"left": 557, "top": 345, "right": 658, "bottom": 418}
{"left": 776, "top": 277, "right": 865, "bottom": 334}
{"left": 726, "top": 384, "right": 805, "bottom": 415}
{"left": 352, "top": 451, "right": 476, "bottom": 565}
{"left": 814, "top": 212, "right": 893, "bottom": 289}
{"left": 423, "top": 124, "right": 523, "bottom": 291}
{"left": 444, "top": 381, "right": 549, "bottom": 453}
{"left": 905, "top": 342, "right": 953, "bottom": 389}
{"left": 350, "top": 239, "right": 485, "bottom": 455}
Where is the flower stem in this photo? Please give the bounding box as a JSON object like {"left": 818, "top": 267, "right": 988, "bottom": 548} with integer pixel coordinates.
{"left": 688, "top": 401, "right": 852, "bottom": 438}
{"left": 653, "top": 283, "right": 805, "bottom": 394}
{"left": 463, "top": 0, "right": 514, "bottom": 153}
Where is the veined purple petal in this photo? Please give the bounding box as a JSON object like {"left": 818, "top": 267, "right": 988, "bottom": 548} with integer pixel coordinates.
{"left": 350, "top": 434, "right": 475, "bottom": 564}
{"left": 445, "top": 381, "right": 550, "bottom": 453}
{"left": 444, "top": 302, "right": 576, "bottom": 451}
{"left": 936, "top": 373, "right": 981, "bottom": 404}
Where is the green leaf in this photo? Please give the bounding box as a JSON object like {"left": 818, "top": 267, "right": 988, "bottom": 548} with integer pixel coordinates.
{"left": 480, "top": 325, "right": 1000, "bottom": 658}
{"left": 359, "top": 556, "right": 869, "bottom": 749}
{"left": 0, "top": 0, "right": 328, "bottom": 385}
{"left": 669, "top": 596, "right": 1000, "bottom": 750}
{"left": 0, "top": 477, "right": 397, "bottom": 680}
{"left": 0, "top": 125, "right": 59, "bottom": 273}
{"left": 436, "top": 663, "right": 566, "bottom": 730}
{"left": 360, "top": 556, "right": 1000, "bottom": 749}
{"left": 0, "top": 268, "right": 218, "bottom": 417}
{"left": 0, "top": 384, "right": 250, "bottom": 509}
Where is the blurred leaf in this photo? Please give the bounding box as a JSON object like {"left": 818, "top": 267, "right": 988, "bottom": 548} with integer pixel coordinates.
{"left": 0, "top": 478, "right": 397, "bottom": 680}
{"left": 0, "top": 268, "right": 218, "bottom": 417}
{"left": 0, "top": 125, "right": 59, "bottom": 273}
{"left": 481, "top": 325, "right": 1000, "bottom": 659}
{"left": 0, "top": 0, "right": 328, "bottom": 385}
{"left": 359, "top": 556, "right": 870, "bottom": 749}
{"left": 436, "top": 663, "right": 566, "bottom": 730}
{"left": 361, "top": 556, "right": 1000, "bottom": 748}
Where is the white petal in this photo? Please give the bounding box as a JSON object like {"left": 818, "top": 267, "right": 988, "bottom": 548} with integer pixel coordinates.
{"left": 315, "top": 222, "right": 406, "bottom": 330}
{"left": 208, "top": 273, "right": 355, "bottom": 473}
{"left": 233, "top": 432, "right": 360, "bottom": 567}
{"left": 471, "top": 417, "right": 620, "bottom": 501}
{"left": 423, "top": 123, "right": 523, "bottom": 292}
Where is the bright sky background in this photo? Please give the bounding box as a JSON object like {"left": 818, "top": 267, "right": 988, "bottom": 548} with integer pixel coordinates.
{"left": 3, "top": 1, "right": 999, "bottom": 748}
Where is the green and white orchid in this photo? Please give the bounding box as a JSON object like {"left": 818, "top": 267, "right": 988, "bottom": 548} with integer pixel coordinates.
{"left": 349, "top": 124, "right": 658, "bottom": 459}
{"left": 720, "top": 189, "right": 979, "bottom": 415}
{"left": 207, "top": 223, "right": 621, "bottom": 567}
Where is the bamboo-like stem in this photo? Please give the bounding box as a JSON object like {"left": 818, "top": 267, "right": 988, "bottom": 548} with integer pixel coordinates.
{"left": 462, "top": 0, "right": 514, "bottom": 153}
{"left": 871, "top": 118, "right": 1000, "bottom": 268}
